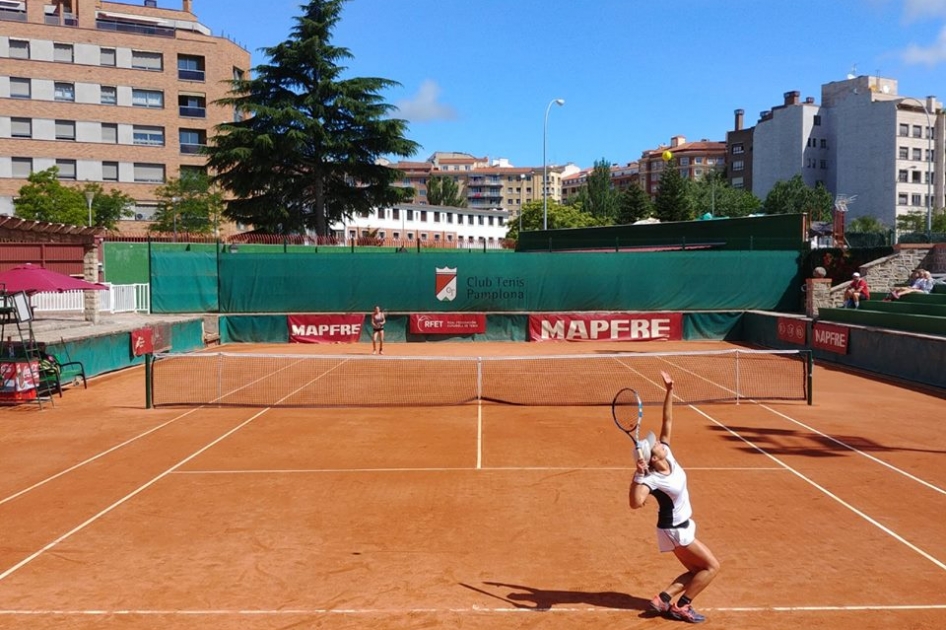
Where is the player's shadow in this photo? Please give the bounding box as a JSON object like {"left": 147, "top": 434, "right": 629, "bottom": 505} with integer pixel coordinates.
{"left": 459, "top": 581, "right": 656, "bottom": 615}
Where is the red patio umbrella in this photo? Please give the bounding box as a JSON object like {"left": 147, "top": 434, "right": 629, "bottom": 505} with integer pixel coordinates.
{"left": 0, "top": 264, "right": 108, "bottom": 295}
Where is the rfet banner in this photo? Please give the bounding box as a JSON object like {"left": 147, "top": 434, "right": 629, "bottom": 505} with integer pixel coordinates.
{"left": 776, "top": 317, "right": 807, "bottom": 345}
{"left": 529, "top": 312, "right": 683, "bottom": 342}
{"left": 410, "top": 313, "right": 486, "bottom": 335}
{"left": 812, "top": 322, "right": 850, "bottom": 354}
{"left": 288, "top": 314, "right": 363, "bottom": 344}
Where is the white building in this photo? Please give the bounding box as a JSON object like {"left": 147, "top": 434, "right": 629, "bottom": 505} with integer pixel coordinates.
{"left": 750, "top": 76, "right": 943, "bottom": 227}
{"left": 331, "top": 203, "right": 511, "bottom": 248}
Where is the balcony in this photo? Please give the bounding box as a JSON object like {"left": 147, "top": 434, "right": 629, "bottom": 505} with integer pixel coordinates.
{"left": 178, "top": 69, "right": 205, "bottom": 82}
{"left": 97, "top": 17, "right": 175, "bottom": 38}
{"left": 179, "top": 106, "right": 206, "bottom": 118}
{"left": 0, "top": 8, "right": 26, "bottom": 21}
{"left": 180, "top": 143, "right": 205, "bottom": 155}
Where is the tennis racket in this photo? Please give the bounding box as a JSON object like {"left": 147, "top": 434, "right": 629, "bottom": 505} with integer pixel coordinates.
{"left": 611, "top": 387, "right": 644, "bottom": 460}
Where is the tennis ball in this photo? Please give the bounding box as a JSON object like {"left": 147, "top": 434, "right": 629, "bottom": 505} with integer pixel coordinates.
{"left": 661, "top": 150, "right": 673, "bottom": 162}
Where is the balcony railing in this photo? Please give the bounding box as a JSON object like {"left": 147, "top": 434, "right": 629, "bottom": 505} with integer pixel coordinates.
{"left": 0, "top": 8, "right": 26, "bottom": 21}
{"left": 97, "top": 18, "right": 175, "bottom": 38}
{"left": 178, "top": 69, "right": 205, "bottom": 82}
{"left": 180, "top": 143, "right": 205, "bottom": 155}
{"left": 179, "top": 106, "right": 206, "bottom": 118}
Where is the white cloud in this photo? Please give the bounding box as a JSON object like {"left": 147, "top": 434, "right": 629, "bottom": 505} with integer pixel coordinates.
{"left": 393, "top": 80, "right": 457, "bottom": 123}
{"left": 901, "top": 24, "right": 946, "bottom": 64}
{"left": 902, "top": 0, "right": 946, "bottom": 22}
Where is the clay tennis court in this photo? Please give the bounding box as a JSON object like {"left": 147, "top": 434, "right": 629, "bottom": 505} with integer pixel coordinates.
{"left": 0, "top": 340, "right": 943, "bottom": 630}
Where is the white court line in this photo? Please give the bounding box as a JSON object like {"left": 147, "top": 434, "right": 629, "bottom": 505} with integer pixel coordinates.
{"left": 0, "top": 408, "right": 203, "bottom": 507}
{"left": 0, "top": 408, "right": 270, "bottom": 583}
{"left": 0, "top": 359, "right": 355, "bottom": 582}
{"left": 172, "top": 466, "right": 784, "bottom": 474}
{"left": 0, "top": 604, "right": 944, "bottom": 615}
{"left": 688, "top": 404, "right": 946, "bottom": 572}
{"left": 758, "top": 403, "right": 946, "bottom": 497}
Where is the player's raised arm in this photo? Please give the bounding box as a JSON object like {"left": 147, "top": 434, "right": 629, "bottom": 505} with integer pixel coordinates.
{"left": 659, "top": 370, "right": 674, "bottom": 445}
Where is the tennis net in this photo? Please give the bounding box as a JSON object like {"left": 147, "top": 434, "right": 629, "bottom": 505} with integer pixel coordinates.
{"left": 149, "top": 349, "right": 812, "bottom": 408}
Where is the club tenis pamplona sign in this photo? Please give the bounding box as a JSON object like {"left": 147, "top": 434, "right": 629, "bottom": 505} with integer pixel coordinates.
{"left": 436, "top": 266, "right": 526, "bottom": 304}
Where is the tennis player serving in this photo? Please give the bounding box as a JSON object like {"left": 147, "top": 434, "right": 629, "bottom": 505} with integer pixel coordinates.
{"left": 629, "top": 370, "right": 720, "bottom": 624}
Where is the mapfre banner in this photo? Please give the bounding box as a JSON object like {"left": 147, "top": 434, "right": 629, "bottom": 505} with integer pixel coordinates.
{"left": 529, "top": 313, "right": 683, "bottom": 342}
{"left": 410, "top": 313, "right": 486, "bottom": 335}
{"left": 288, "top": 314, "right": 363, "bottom": 344}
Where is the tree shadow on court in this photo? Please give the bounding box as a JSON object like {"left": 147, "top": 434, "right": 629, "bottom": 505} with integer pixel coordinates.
{"left": 459, "top": 581, "right": 658, "bottom": 616}
{"left": 709, "top": 425, "right": 946, "bottom": 456}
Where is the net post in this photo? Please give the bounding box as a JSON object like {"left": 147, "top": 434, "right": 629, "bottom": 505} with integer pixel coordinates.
{"left": 734, "top": 349, "right": 740, "bottom": 405}
{"left": 144, "top": 352, "right": 153, "bottom": 409}
{"left": 476, "top": 356, "right": 483, "bottom": 402}
{"left": 806, "top": 350, "right": 813, "bottom": 405}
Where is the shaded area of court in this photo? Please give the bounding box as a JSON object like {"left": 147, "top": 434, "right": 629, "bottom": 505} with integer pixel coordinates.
{"left": 0, "top": 341, "right": 943, "bottom": 630}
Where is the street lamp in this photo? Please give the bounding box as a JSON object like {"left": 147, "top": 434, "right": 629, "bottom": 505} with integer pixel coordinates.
{"left": 543, "top": 98, "right": 565, "bottom": 231}
{"left": 901, "top": 97, "right": 933, "bottom": 241}
{"left": 84, "top": 190, "right": 94, "bottom": 227}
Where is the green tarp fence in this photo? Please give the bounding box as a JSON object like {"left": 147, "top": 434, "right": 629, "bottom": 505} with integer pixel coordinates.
{"left": 151, "top": 249, "right": 803, "bottom": 314}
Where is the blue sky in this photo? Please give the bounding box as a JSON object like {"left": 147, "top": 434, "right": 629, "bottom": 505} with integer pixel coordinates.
{"left": 195, "top": 0, "right": 946, "bottom": 170}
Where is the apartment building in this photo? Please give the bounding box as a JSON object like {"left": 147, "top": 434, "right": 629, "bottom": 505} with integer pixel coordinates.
{"left": 331, "top": 202, "right": 511, "bottom": 248}
{"left": 562, "top": 162, "right": 641, "bottom": 200}
{"left": 0, "top": 0, "right": 250, "bottom": 221}
{"left": 639, "top": 136, "right": 726, "bottom": 198}
{"left": 734, "top": 76, "right": 943, "bottom": 227}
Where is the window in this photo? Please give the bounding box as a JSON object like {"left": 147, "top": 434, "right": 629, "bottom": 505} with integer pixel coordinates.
{"left": 732, "top": 160, "right": 744, "bottom": 171}
{"left": 912, "top": 170, "right": 922, "bottom": 184}
{"left": 12, "top": 157, "right": 33, "bottom": 178}
{"left": 179, "top": 129, "right": 205, "bottom": 154}
{"left": 101, "top": 123, "right": 117, "bottom": 144}
{"left": 54, "top": 82, "right": 75, "bottom": 102}
{"left": 732, "top": 177, "right": 744, "bottom": 189}
{"left": 178, "top": 94, "right": 206, "bottom": 118}
{"left": 10, "top": 118, "right": 31, "bottom": 138}
{"left": 102, "top": 161, "right": 119, "bottom": 182}
{"left": 898, "top": 170, "right": 908, "bottom": 182}
{"left": 813, "top": 115, "right": 822, "bottom": 126}
{"left": 133, "top": 163, "right": 165, "bottom": 183}
{"left": 899, "top": 123, "right": 909, "bottom": 137}
{"left": 913, "top": 125, "right": 922, "bottom": 138}
{"left": 434, "top": 212, "right": 440, "bottom": 223}
{"left": 420, "top": 210, "right": 427, "bottom": 221}
{"left": 392, "top": 232, "right": 400, "bottom": 240}
{"left": 898, "top": 193, "right": 908, "bottom": 205}
{"left": 478, "top": 216, "right": 484, "bottom": 225}
{"left": 55, "top": 120, "right": 76, "bottom": 140}
{"left": 10, "top": 77, "right": 30, "bottom": 99}
{"left": 899, "top": 146, "right": 909, "bottom": 159}
{"left": 406, "top": 210, "right": 414, "bottom": 221}
{"left": 467, "top": 215, "right": 474, "bottom": 225}
{"left": 488, "top": 216, "right": 495, "bottom": 226}
{"left": 100, "top": 47, "right": 116, "bottom": 66}
{"left": 177, "top": 54, "right": 205, "bottom": 81}
{"left": 132, "top": 89, "right": 163, "bottom": 108}
{"left": 820, "top": 139, "right": 827, "bottom": 149}
{"left": 133, "top": 125, "right": 164, "bottom": 146}
{"left": 912, "top": 194, "right": 922, "bottom": 206}
{"left": 100, "top": 86, "right": 117, "bottom": 105}
{"left": 9, "top": 40, "right": 29, "bottom": 59}
{"left": 131, "top": 50, "right": 163, "bottom": 71}
{"left": 53, "top": 43, "right": 73, "bottom": 63}
{"left": 913, "top": 148, "right": 923, "bottom": 161}
{"left": 392, "top": 208, "right": 400, "bottom": 220}
{"left": 731, "top": 143, "right": 744, "bottom": 155}
{"left": 446, "top": 213, "right": 452, "bottom": 223}
{"left": 56, "top": 159, "right": 77, "bottom": 180}
{"left": 679, "top": 157, "right": 690, "bottom": 166}
{"left": 820, "top": 160, "right": 827, "bottom": 169}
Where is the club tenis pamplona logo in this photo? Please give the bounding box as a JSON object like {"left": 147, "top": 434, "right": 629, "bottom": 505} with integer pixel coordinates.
{"left": 435, "top": 266, "right": 458, "bottom": 301}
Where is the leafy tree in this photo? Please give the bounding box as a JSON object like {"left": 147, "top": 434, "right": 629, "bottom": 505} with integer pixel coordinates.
{"left": 653, "top": 159, "right": 694, "bottom": 222}
{"left": 206, "top": 0, "right": 419, "bottom": 236}
{"left": 762, "top": 175, "right": 833, "bottom": 222}
{"left": 149, "top": 172, "right": 225, "bottom": 236}
{"left": 847, "top": 216, "right": 887, "bottom": 233}
{"left": 575, "top": 159, "right": 619, "bottom": 222}
{"left": 615, "top": 185, "right": 653, "bottom": 224}
{"left": 506, "top": 199, "right": 598, "bottom": 240}
{"left": 426, "top": 175, "right": 466, "bottom": 207}
{"left": 688, "top": 171, "right": 761, "bottom": 218}
{"left": 13, "top": 168, "right": 133, "bottom": 229}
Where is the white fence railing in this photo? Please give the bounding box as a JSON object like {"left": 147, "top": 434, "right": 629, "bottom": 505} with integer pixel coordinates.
{"left": 30, "top": 283, "right": 151, "bottom": 314}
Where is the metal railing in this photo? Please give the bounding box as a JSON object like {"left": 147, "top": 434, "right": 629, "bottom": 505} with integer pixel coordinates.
{"left": 30, "top": 284, "right": 150, "bottom": 314}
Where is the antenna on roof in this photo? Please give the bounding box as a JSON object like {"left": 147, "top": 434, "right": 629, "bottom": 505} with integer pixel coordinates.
{"left": 846, "top": 64, "right": 857, "bottom": 80}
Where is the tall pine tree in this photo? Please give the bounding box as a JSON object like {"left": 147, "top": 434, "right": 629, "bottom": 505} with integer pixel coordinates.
{"left": 206, "top": 0, "right": 419, "bottom": 235}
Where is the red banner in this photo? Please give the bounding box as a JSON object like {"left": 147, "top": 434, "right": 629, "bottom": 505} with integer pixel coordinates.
{"left": 410, "top": 313, "right": 486, "bottom": 335}
{"left": 529, "top": 313, "right": 683, "bottom": 342}
{"left": 812, "top": 322, "right": 849, "bottom": 354}
{"left": 131, "top": 328, "right": 154, "bottom": 356}
{"left": 288, "top": 314, "right": 363, "bottom": 344}
{"left": 776, "top": 317, "right": 807, "bottom": 345}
